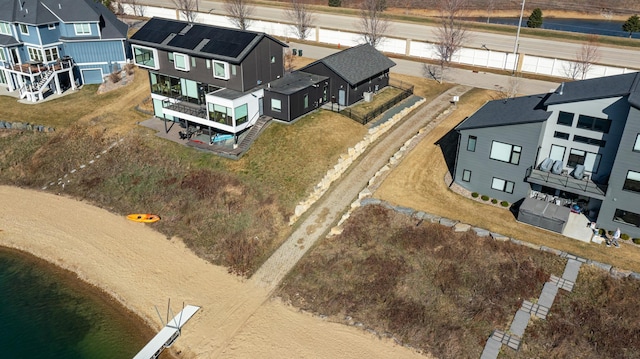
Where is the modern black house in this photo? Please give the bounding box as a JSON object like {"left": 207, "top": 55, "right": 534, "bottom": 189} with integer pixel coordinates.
{"left": 262, "top": 71, "right": 329, "bottom": 122}
{"left": 300, "top": 43, "right": 396, "bottom": 107}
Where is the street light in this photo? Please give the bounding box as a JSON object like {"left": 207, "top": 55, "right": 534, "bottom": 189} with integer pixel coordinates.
{"left": 513, "top": 0, "right": 525, "bottom": 73}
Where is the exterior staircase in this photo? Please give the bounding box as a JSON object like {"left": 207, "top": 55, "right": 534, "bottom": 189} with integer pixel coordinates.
{"left": 236, "top": 116, "right": 272, "bottom": 153}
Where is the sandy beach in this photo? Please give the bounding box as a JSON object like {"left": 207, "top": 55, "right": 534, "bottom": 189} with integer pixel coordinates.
{"left": 0, "top": 185, "right": 429, "bottom": 358}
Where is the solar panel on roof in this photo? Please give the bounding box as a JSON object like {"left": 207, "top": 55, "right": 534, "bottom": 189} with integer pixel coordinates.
{"left": 131, "top": 18, "right": 186, "bottom": 44}
{"left": 168, "top": 33, "right": 203, "bottom": 50}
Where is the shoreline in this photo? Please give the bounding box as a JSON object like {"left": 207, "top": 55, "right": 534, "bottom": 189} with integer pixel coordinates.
{"left": 0, "top": 185, "right": 430, "bottom": 358}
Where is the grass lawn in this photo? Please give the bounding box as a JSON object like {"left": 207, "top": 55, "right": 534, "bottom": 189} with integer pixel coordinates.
{"left": 374, "top": 88, "right": 640, "bottom": 273}
{"left": 0, "top": 66, "right": 450, "bottom": 275}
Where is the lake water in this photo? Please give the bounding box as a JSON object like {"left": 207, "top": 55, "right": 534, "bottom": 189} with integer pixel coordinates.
{"left": 0, "top": 248, "right": 155, "bottom": 358}
{"left": 466, "top": 17, "right": 640, "bottom": 39}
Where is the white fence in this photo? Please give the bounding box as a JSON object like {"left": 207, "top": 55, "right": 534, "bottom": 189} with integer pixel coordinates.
{"left": 122, "top": 4, "right": 637, "bottom": 80}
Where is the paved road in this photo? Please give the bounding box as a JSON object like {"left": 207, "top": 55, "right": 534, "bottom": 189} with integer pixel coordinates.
{"left": 251, "top": 85, "right": 471, "bottom": 290}
{"left": 140, "top": 0, "right": 640, "bottom": 68}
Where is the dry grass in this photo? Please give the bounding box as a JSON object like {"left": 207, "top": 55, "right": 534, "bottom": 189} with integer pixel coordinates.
{"left": 346, "top": 87, "right": 403, "bottom": 117}
{"left": 0, "top": 66, "right": 366, "bottom": 275}
{"left": 374, "top": 88, "right": 640, "bottom": 273}
{"left": 277, "top": 204, "right": 567, "bottom": 357}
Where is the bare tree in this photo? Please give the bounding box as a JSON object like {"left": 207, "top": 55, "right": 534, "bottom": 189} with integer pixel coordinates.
{"left": 284, "top": 48, "right": 296, "bottom": 73}
{"left": 224, "top": 0, "right": 255, "bottom": 31}
{"left": 432, "top": 0, "right": 468, "bottom": 83}
{"left": 358, "top": 0, "right": 389, "bottom": 48}
{"left": 576, "top": 34, "right": 600, "bottom": 80}
{"left": 486, "top": 0, "right": 495, "bottom": 23}
{"left": 562, "top": 35, "right": 600, "bottom": 80}
{"left": 128, "top": 0, "right": 146, "bottom": 17}
{"left": 172, "top": 0, "right": 198, "bottom": 23}
{"left": 286, "top": 0, "right": 315, "bottom": 40}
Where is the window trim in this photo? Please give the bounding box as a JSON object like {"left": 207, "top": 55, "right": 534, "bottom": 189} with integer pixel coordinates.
{"left": 623, "top": 170, "right": 640, "bottom": 194}
{"left": 132, "top": 45, "right": 159, "bottom": 70}
{"left": 491, "top": 177, "right": 515, "bottom": 194}
{"left": 0, "top": 22, "right": 12, "bottom": 36}
{"left": 633, "top": 134, "right": 640, "bottom": 152}
{"left": 271, "top": 98, "right": 282, "bottom": 112}
{"left": 0, "top": 49, "right": 5, "bottom": 62}
{"left": 173, "top": 52, "right": 190, "bottom": 71}
{"left": 490, "top": 141, "right": 521, "bottom": 165}
{"left": 462, "top": 169, "right": 471, "bottom": 182}
{"left": 613, "top": 208, "right": 640, "bottom": 227}
{"left": 19, "top": 23, "right": 29, "bottom": 35}
{"left": 74, "top": 23, "right": 91, "bottom": 36}
{"left": 27, "top": 47, "right": 43, "bottom": 62}
{"left": 467, "top": 135, "right": 477, "bottom": 152}
{"left": 576, "top": 114, "right": 611, "bottom": 133}
{"left": 213, "top": 60, "right": 230, "bottom": 80}
{"left": 556, "top": 111, "right": 574, "bottom": 127}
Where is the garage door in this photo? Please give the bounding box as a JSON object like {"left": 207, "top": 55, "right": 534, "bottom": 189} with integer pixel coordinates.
{"left": 81, "top": 69, "right": 103, "bottom": 85}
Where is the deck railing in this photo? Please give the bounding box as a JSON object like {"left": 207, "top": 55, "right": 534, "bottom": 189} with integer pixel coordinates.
{"left": 525, "top": 167, "right": 607, "bottom": 197}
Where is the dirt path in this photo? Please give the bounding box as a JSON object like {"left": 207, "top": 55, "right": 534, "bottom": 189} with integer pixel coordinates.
{"left": 251, "top": 85, "right": 472, "bottom": 291}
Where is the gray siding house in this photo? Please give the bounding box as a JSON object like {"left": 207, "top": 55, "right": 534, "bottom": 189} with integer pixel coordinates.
{"left": 454, "top": 72, "right": 640, "bottom": 239}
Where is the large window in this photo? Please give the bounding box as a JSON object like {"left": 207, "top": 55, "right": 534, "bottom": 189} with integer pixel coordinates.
{"left": 623, "top": 170, "right": 640, "bottom": 193}
{"left": 74, "top": 23, "right": 91, "bottom": 35}
{"left": 491, "top": 177, "right": 515, "bottom": 193}
{"left": 549, "top": 144, "right": 565, "bottom": 161}
{"left": 213, "top": 61, "right": 229, "bottom": 79}
{"left": 577, "top": 114, "right": 611, "bottom": 133}
{"left": 133, "top": 45, "right": 158, "bottom": 69}
{"left": 27, "top": 47, "right": 43, "bottom": 62}
{"left": 573, "top": 135, "right": 605, "bottom": 147}
{"left": 467, "top": 135, "right": 477, "bottom": 152}
{"left": 557, "top": 111, "right": 574, "bottom": 126}
{"left": 462, "top": 169, "right": 471, "bottom": 182}
{"left": 271, "top": 99, "right": 281, "bottom": 112}
{"left": 567, "top": 148, "right": 601, "bottom": 172}
{"left": 208, "top": 103, "right": 232, "bottom": 125}
{"left": 173, "top": 53, "right": 190, "bottom": 71}
{"left": 44, "top": 47, "right": 59, "bottom": 62}
{"left": 634, "top": 134, "right": 640, "bottom": 152}
{"left": 613, "top": 209, "right": 640, "bottom": 227}
{"left": 235, "top": 104, "right": 248, "bottom": 125}
{"left": 149, "top": 73, "right": 180, "bottom": 97}
{"left": 490, "top": 141, "right": 521, "bottom": 165}
{"left": 0, "top": 22, "right": 11, "bottom": 36}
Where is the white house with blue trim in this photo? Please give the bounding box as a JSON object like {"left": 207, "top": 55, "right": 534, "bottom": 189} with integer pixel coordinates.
{"left": 0, "top": 0, "right": 129, "bottom": 102}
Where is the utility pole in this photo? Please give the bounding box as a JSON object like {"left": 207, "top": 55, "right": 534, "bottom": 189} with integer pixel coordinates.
{"left": 512, "top": 0, "right": 525, "bottom": 73}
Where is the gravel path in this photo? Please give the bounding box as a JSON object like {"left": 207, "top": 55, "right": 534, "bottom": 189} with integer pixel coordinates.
{"left": 251, "top": 85, "right": 472, "bottom": 290}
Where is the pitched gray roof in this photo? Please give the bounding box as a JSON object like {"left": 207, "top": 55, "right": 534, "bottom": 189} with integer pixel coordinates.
{"left": 0, "top": 0, "right": 127, "bottom": 39}
{"left": 303, "top": 43, "right": 396, "bottom": 85}
{"left": 455, "top": 94, "right": 552, "bottom": 131}
{"left": 545, "top": 72, "right": 640, "bottom": 107}
{"left": 129, "top": 17, "right": 287, "bottom": 64}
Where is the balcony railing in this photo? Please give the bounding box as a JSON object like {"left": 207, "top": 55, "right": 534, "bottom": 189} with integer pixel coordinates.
{"left": 163, "top": 98, "right": 207, "bottom": 119}
{"left": 525, "top": 167, "right": 607, "bottom": 199}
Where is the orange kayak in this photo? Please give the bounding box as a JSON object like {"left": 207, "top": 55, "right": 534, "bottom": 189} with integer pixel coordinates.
{"left": 127, "top": 213, "right": 160, "bottom": 223}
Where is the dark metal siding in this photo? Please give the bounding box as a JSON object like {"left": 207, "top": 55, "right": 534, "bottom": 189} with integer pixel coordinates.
{"left": 454, "top": 122, "right": 544, "bottom": 203}
{"left": 263, "top": 85, "right": 328, "bottom": 122}
{"left": 598, "top": 106, "right": 640, "bottom": 238}
{"left": 263, "top": 91, "right": 290, "bottom": 121}
{"left": 240, "top": 38, "right": 284, "bottom": 92}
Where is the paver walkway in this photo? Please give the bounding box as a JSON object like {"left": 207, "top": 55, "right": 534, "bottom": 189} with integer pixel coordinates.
{"left": 481, "top": 255, "right": 584, "bottom": 358}
{"left": 251, "top": 85, "right": 471, "bottom": 290}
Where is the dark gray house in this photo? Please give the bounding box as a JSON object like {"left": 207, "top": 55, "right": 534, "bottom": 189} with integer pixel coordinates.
{"left": 300, "top": 43, "right": 396, "bottom": 107}
{"left": 262, "top": 71, "right": 329, "bottom": 122}
{"left": 453, "top": 72, "right": 640, "bottom": 238}
{"left": 129, "top": 17, "right": 287, "bottom": 137}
